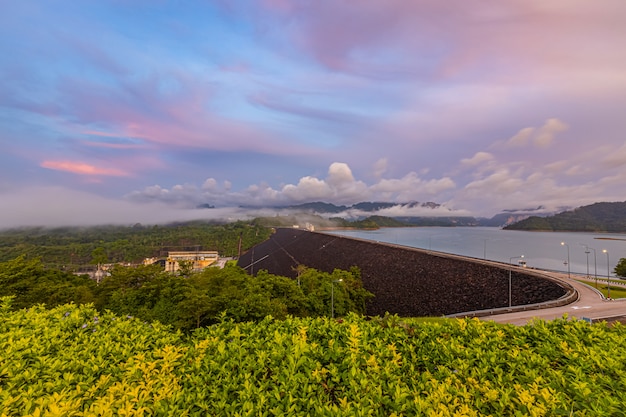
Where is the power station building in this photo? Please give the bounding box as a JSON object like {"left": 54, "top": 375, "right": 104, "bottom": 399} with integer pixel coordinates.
{"left": 164, "top": 251, "right": 219, "bottom": 273}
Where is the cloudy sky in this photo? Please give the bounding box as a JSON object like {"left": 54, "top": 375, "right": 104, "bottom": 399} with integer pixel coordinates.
{"left": 1, "top": 0, "right": 626, "bottom": 227}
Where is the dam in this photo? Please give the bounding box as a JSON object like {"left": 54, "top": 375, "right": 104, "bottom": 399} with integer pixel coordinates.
{"left": 237, "top": 228, "right": 575, "bottom": 317}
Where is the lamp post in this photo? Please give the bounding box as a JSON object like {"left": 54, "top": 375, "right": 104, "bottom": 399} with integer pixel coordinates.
{"left": 603, "top": 249, "right": 611, "bottom": 299}
{"left": 509, "top": 255, "right": 524, "bottom": 308}
{"left": 582, "top": 245, "right": 598, "bottom": 288}
{"left": 561, "top": 242, "right": 570, "bottom": 278}
{"left": 589, "top": 247, "right": 598, "bottom": 289}
{"left": 331, "top": 279, "right": 343, "bottom": 318}
{"left": 581, "top": 244, "right": 590, "bottom": 278}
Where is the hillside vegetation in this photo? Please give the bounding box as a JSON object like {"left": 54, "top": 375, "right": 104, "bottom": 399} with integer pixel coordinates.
{"left": 0, "top": 256, "right": 371, "bottom": 332}
{"left": 255, "top": 214, "right": 411, "bottom": 229}
{"left": 504, "top": 201, "right": 626, "bottom": 232}
{"left": 0, "top": 220, "right": 271, "bottom": 268}
{"left": 2, "top": 299, "right": 624, "bottom": 416}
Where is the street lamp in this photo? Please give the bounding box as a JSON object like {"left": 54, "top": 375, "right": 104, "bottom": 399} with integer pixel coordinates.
{"left": 603, "top": 249, "right": 611, "bottom": 299}
{"left": 509, "top": 255, "right": 524, "bottom": 308}
{"left": 561, "top": 242, "right": 570, "bottom": 278}
{"left": 589, "top": 247, "right": 598, "bottom": 289}
{"left": 331, "top": 279, "right": 343, "bottom": 318}
{"left": 582, "top": 245, "right": 598, "bottom": 288}
{"left": 581, "top": 244, "right": 590, "bottom": 278}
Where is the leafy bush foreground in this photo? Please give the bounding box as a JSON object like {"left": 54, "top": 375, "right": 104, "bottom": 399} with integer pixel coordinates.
{"left": 1, "top": 298, "right": 625, "bottom": 416}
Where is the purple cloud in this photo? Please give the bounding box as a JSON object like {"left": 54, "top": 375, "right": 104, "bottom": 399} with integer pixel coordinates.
{"left": 1, "top": 1, "right": 625, "bottom": 226}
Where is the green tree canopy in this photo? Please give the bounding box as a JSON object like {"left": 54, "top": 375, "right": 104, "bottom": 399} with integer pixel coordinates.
{"left": 615, "top": 257, "right": 626, "bottom": 278}
{"left": 0, "top": 256, "right": 96, "bottom": 309}
{"left": 0, "top": 255, "right": 372, "bottom": 332}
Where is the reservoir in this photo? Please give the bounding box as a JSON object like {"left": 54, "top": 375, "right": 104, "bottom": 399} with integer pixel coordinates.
{"left": 327, "top": 227, "right": 626, "bottom": 278}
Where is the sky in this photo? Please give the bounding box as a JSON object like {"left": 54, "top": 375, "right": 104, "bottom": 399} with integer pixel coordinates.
{"left": 1, "top": 0, "right": 626, "bottom": 227}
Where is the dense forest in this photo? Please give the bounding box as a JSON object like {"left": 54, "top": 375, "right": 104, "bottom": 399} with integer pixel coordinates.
{"left": 0, "top": 255, "right": 372, "bottom": 332}
{"left": 0, "top": 220, "right": 374, "bottom": 332}
{"left": 0, "top": 220, "right": 272, "bottom": 269}
{"left": 504, "top": 201, "right": 626, "bottom": 232}
{"left": 0, "top": 216, "right": 412, "bottom": 270}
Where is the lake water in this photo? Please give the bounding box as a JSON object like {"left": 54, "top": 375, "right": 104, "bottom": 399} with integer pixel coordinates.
{"left": 326, "top": 227, "right": 626, "bottom": 278}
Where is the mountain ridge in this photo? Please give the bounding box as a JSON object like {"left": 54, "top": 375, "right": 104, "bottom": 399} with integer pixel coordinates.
{"left": 504, "top": 201, "right": 626, "bottom": 232}
{"left": 268, "top": 200, "right": 558, "bottom": 227}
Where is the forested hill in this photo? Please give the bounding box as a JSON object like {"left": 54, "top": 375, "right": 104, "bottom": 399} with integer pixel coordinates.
{"left": 0, "top": 221, "right": 272, "bottom": 267}
{"left": 504, "top": 201, "right": 626, "bottom": 232}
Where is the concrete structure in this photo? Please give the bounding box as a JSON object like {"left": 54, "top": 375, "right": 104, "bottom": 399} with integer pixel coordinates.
{"left": 237, "top": 228, "right": 570, "bottom": 317}
{"left": 165, "top": 251, "right": 219, "bottom": 273}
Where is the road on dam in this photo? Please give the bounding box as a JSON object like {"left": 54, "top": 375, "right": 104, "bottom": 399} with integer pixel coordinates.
{"left": 480, "top": 271, "right": 626, "bottom": 326}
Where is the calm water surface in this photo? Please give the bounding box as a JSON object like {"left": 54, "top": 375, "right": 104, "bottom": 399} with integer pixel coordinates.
{"left": 326, "top": 227, "right": 626, "bottom": 278}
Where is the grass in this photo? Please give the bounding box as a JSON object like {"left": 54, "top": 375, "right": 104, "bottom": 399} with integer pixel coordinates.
{"left": 576, "top": 278, "right": 626, "bottom": 299}
{"left": 600, "top": 283, "right": 626, "bottom": 299}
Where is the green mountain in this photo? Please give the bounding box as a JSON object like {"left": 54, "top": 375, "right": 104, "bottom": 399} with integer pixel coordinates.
{"left": 504, "top": 201, "right": 626, "bottom": 232}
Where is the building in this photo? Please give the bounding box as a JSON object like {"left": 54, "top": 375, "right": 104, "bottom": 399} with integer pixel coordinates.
{"left": 164, "top": 251, "right": 219, "bottom": 274}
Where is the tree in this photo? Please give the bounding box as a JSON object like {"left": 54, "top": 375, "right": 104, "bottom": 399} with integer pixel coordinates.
{"left": 177, "top": 259, "right": 195, "bottom": 278}
{"left": 615, "top": 258, "right": 626, "bottom": 278}
{"left": 296, "top": 266, "right": 373, "bottom": 317}
{"left": 177, "top": 290, "right": 212, "bottom": 329}
{"left": 94, "top": 264, "right": 168, "bottom": 310}
{"left": 91, "top": 247, "right": 109, "bottom": 265}
{"left": 0, "top": 255, "right": 96, "bottom": 309}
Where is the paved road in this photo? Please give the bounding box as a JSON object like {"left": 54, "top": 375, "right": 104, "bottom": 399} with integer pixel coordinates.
{"left": 481, "top": 272, "right": 626, "bottom": 325}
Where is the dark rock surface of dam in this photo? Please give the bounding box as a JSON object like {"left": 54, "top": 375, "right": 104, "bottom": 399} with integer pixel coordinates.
{"left": 237, "top": 228, "right": 572, "bottom": 317}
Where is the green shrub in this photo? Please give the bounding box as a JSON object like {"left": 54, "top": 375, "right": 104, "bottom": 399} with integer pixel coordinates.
{"left": 1, "top": 299, "right": 624, "bottom": 416}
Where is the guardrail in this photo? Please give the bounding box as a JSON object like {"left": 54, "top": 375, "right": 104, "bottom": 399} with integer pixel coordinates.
{"left": 442, "top": 263, "right": 580, "bottom": 319}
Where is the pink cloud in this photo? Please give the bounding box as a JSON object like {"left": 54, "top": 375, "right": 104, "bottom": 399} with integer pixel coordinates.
{"left": 55, "top": 72, "right": 310, "bottom": 156}
{"left": 41, "top": 160, "right": 130, "bottom": 177}
{"left": 79, "top": 139, "right": 147, "bottom": 150}
{"left": 81, "top": 130, "right": 125, "bottom": 138}
{"left": 255, "top": 0, "right": 626, "bottom": 84}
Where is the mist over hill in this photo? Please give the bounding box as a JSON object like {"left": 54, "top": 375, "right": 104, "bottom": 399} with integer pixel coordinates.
{"left": 269, "top": 201, "right": 557, "bottom": 228}
{"left": 504, "top": 201, "right": 626, "bottom": 232}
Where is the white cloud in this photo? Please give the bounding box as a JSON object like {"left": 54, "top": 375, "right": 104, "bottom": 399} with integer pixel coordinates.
{"left": 534, "top": 118, "right": 568, "bottom": 148}
{"left": 461, "top": 151, "right": 494, "bottom": 166}
{"left": 463, "top": 168, "right": 525, "bottom": 194}
{"left": 202, "top": 178, "right": 218, "bottom": 191}
{"left": 371, "top": 173, "right": 456, "bottom": 200}
{"left": 506, "top": 127, "right": 534, "bottom": 147}
{"left": 282, "top": 176, "right": 331, "bottom": 201}
{"left": 6, "top": 133, "right": 626, "bottom": 228}
{"left": 604, "top": 141, "right": 626, "bottom": 167}
{"left": 127, "top": 183, "right": 200, "bottom": 207}
{"left": 122, "top": 144, "right": 625, "bottom": 220}
{"left": 543, "top": 160, "right": 569, "bottom": 174}
{"left": 373, "top": 158, "right": 388, "bottom": 178}
{"left": 125, "top": 162, "right": 457, "bottom": 211}
{"left": 326, "top": 162, "right": 355, "bottom": 187}
{"left": 500, "top": 118, "right": 568, "bottom": 149}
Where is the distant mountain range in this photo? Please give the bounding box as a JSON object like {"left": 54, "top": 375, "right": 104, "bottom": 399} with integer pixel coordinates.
{"left": 284, "top": 201, "right": 442, "bottom": 214}
{"left": 204, "top": 200, "right": 626, "bottom": 231}
{"left": 504, "top": 201, "right": 626, "bottom": 232}
{"left": 269, "top": 201, "right": 558, "bottom": 227}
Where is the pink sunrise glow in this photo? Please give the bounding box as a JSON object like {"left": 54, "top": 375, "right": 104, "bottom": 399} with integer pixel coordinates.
{"left": 0, "top": 0, "right": 624, "bottom": 227}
